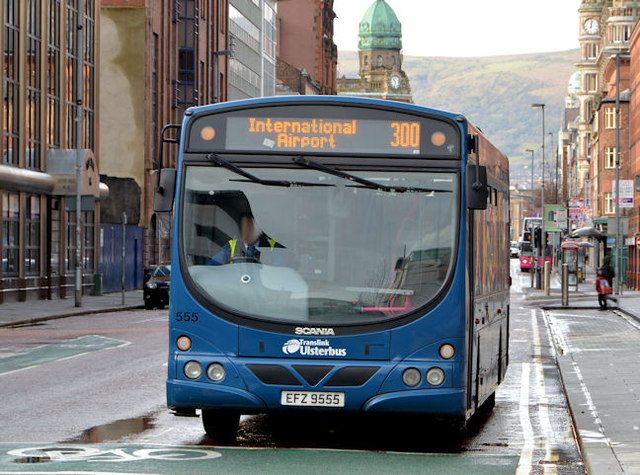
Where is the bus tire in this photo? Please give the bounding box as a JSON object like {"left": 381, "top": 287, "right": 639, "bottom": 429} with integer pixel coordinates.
{"left": 480, "top": 392, "right": 496, "bottom": 413}
{"left": 201, "top": 410, "right": 239, "bottom": 443}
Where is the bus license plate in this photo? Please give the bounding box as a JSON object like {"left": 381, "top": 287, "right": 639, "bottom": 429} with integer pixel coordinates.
{"left": 281, "top": 391, "right": 345, "bottom": 407}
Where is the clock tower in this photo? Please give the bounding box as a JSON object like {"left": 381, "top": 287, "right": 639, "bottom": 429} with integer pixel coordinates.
{"left": 337, "top": 0, "right": 412, "bottom": 103}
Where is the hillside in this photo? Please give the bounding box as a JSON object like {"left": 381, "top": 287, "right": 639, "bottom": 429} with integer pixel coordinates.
{"left": 338, "top": 49, "right": 579, "bottom": 173}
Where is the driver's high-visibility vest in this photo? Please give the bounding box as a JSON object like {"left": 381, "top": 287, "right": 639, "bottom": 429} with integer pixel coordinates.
{"left": 228, "top": 239, "right": 277, "bottom": 259}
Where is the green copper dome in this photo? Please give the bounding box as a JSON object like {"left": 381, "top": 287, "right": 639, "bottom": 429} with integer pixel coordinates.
{"left": 358, "top": 0, "right": 402, "bottom": 51}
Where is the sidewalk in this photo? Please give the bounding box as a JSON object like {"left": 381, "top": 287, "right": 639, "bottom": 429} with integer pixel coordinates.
{"left": 524, "top": 265, "right": 640, "bottom": 321}
{"left": 0, "top": 290, "right": 144, "bottom": 328}
{"left": 545, "top": 306, "right": 640, "bottom": 474}
{"left": 533, "top": 266, "right": 640, "bottom": 473}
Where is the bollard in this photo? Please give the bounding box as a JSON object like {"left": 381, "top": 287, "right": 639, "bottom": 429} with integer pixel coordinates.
{"left": 544, "top": 261, "right": 551, "bottom": 296}
{"left": 562, "top": 263, "right": 569, "bottom": 306}
{"left": 122, "top": 211, "right": 127, "bottom": 306}
{"left": 530, "top": 260, "right": 535, "bottom": 288}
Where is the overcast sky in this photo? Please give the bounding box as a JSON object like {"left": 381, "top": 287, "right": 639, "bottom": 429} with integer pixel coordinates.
{"left": 333, "top": 0, "right": 582, "bottom": 57}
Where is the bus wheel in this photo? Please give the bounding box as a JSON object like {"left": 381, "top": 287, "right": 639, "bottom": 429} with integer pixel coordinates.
{"left": 201, "top": 410, "right": 239, "bottom": 443}
{"left": 480, "top": 392, "right": 496, "bottom": 413}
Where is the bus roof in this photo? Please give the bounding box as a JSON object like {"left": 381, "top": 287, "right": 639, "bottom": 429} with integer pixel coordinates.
{"left": 182, "top": 95, "right": 464, "bottom": 124}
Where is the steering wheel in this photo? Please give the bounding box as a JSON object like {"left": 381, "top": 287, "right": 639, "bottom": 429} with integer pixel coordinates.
{"left": 229, "top": 256, "right": 260, "bottom": 264}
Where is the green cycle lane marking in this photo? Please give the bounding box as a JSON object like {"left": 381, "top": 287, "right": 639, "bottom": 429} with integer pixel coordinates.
{"left": 0, "top": 444, "right": 519, "bottom": 475}
{"left": 0, "top": 336, "right": 129, "bottom": 376}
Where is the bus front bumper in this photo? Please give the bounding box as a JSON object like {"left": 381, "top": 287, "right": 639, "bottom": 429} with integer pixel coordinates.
{"left": 167, "top": 379, "right": 466, "bottom": 416}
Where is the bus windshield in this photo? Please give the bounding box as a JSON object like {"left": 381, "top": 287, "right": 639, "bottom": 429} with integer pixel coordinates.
{"left": 180, "top": 164, "right": 458, "bottom": 325}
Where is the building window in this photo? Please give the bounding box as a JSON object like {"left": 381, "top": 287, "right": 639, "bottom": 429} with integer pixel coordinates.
{"left": 585, "top": 43, "right": 598, "bottom": 59}
{"left": 377, "top": 55, "right": 383, "bottom": 67}
{"left": 2, "top": 192, "right": 20, "bottom": 276}
{"left": 82, "top": 0, "right": 96, "bottom": 151}
{"left": 25, "top": 195, "right": 41, "bottom": 275}
{"left": 174, "top": 0, "right": 198, "bottom": 111}
{"left": 3, "top": 0, "right": 20, "bottom": 166}
{"left": 263, "top": 2, "right": 276, "bottom": 62}
{"left": 604, "top": 147, "right": 616, "bottom": 169}
{"left": 66, "top": 210, "right": 77, "bottom": 274}
{"left": 27, "top": 0, "right": 43, "bottom": 170}
{"left": 229, "top": 5, "right": 260, "bottom": 52}
{"left": 229, "top": 58, "right": 260, "bottom": 98}
{"left": 612, "top": 24, "right": 631, "bottom": 43}
{"left": 48, "top": 0, "right": 62, "bottom": 149}
{"left": 262, "top": 2, "right": 276, "bottom": 97}
{"left": 50, "top": 198, "right": 61, "bottom": 275}
{"left": 585, "top": 73, "right": 597, "bottom": 92}
{"left": 65, "top": 0, "right": 78, "bottom": 148}
{"left": 604, "top": 192, "right": 614, "bottom": 214}
{"left": 605, "top": 107, "right": 616, "bottom": 129}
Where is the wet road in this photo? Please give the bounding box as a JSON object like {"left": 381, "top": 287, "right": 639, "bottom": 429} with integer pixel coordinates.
{"left": 0, "top": 260, "right": 586, "bottom": 473}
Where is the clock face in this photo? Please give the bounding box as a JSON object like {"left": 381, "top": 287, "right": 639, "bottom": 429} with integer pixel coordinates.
{"left": 584, "top": 18, "right": 599, "bottom": 35}
{"left": 390, "top": 75, "right": 401, "bottom": 90}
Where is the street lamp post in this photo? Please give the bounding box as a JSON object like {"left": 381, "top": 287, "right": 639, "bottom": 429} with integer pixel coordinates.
{"left": 525, "top": 149, "right": 535, "bottom": 213}
{"left": 532, "top": 103, "right": 546, "bottom": 288}
{"left": 549, "top": 132, "right": 558, "bottom": 203}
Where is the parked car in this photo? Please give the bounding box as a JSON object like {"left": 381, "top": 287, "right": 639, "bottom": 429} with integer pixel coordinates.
{"left": 510, "top": 241, "right": 520, "bottom": 258}
{"left": 144, "top": 264, "right": 171, "bottom": 309}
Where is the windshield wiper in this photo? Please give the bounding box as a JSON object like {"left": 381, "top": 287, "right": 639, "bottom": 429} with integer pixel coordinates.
{"left": 207, "top": 153, "right": 334, "bottom": 188}
{"left": 292, "top": 156, "right": 452, "bottom": 194}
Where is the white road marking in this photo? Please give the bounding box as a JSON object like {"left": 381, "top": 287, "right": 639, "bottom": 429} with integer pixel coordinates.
{"left": 516, "top": 361, "right": 533, "bottom": 475}
{"left": 532, "top": 313, "right": 557, "bottom": 475}
{"left": 0, "top": 336, "right": 130, "bottom": 378}
{"left": 135, "top": 316, "right": 168, "bottom": 324}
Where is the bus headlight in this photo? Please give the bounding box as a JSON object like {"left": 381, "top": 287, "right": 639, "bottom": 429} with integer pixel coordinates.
{"left": 439, "top": 344, "right": 455, "bottom": 359}
{"left": 177, "top": 336, "right": 192, "bottom": 351}
{"left": 426, "top": 367, "right": 445, "bottom": 386}
{"left": 402, "top": 368, "right": 421, "bottom": 387}
{"left": 207, "top": 363, "right": 226, "bottom": 382}
{"left": 184, "top": 361, "right": 202, "bottom": 379}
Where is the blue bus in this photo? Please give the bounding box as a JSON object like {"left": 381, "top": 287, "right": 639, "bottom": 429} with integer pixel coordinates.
{"left": 154, "top": 96, "right": 510, "bottom": 439}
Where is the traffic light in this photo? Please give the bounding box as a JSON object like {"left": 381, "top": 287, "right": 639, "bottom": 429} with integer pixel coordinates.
{"left": 533, "top": 228, "right": 542, "bottom": 248}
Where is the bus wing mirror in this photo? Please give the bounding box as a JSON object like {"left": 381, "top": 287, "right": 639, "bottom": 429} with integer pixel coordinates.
{"left": 153, "top": 168, "right": 177, "bottom": 213}
{"left": 466, "top": 164, "right": 488, "bottom": 210}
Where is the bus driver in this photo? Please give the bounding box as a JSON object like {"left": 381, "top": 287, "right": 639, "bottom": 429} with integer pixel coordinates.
{"left": 207, "top": 213, "right": 282, "bottom": 266}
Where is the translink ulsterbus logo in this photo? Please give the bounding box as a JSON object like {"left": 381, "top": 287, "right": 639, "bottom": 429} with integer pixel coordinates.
{"left": 282, "top": 339, "right": 347, "bottom": 357}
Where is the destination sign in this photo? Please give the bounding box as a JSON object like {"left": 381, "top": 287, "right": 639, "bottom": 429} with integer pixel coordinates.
{"left": 186, "top": 105, "right": 461, "bottom": 158}
{"left": 224, "top": 117, "right": 424, "bottom": 155}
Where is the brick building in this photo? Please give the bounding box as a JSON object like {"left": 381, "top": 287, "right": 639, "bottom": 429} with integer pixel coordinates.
{"left": 589, "top": 56, "right": 631, "bottom": 220}
{"left": 100, "top": 0, "right": 229, "bottom": 272}
{"left": 627, "top": 22, "right": 640, "bottom": 289}
{"left": 0, "top": 0, "right": 102, "bottom": 303}
{"left": 276, "top": 0, "right": 337, "bottom": 95}
{"left": 575, "top": 0, "right": 639, "bottom": 203}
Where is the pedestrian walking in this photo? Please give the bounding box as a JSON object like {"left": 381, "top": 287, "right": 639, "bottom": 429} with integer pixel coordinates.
{"left": 595, "top": 270, "right": 617, "bottom": 310}
{"left": 601, "top": 254, "right": 615, "bottom": 287}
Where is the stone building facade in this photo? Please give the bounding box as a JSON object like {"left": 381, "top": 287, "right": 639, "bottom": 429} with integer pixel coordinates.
{"left": 575, "top": 0, "right": 639, "bottom": 201}
{"left": 336, "top": 0, "right": 412, "bottom": 103}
